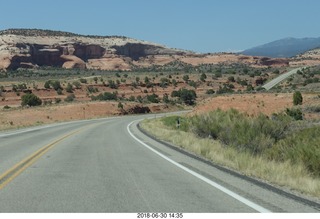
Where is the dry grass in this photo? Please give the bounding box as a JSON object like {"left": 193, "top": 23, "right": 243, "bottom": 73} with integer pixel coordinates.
{"left": 140, "top": 118, "right": 320, "bottom": 198}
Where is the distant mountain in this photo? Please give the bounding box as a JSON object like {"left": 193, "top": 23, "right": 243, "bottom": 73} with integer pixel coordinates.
{"left": 241, "top": 37, "right": 320, "bottom": 58}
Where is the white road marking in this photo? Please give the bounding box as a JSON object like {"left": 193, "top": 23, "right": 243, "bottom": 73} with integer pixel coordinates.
{"left": 0, "top": 117, "right": 118, "bottom": 138}
{"left": 127, "top": 121, "right": 272, "bottom": 213}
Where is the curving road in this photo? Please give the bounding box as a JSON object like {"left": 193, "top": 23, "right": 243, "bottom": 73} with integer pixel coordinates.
{"left": 262, "top": 67, "right": 303, "bottom": 90}
{"left": 0, "top": 114, "right": 319, "bottom": 212}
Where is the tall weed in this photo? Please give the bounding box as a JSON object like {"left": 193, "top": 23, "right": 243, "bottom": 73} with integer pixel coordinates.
{"left": 190, "top": 109, "right": 291, "bottom": 155}
{"left": 269, "top": 126, "right": 320, "bottom": 177}
{"left": 161, "top": 109, "right": 320, "bottom": 177}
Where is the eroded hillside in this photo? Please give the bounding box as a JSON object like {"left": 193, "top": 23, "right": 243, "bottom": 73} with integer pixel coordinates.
{"left": 0, "top": 29, "right": 298, "bottom": 72}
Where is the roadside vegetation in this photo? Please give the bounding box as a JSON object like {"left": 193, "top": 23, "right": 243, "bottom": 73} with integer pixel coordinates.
{"left": 0, "top": 63, "right": 284, "bottom": 110}
{"left": 141, "top": 109, "right": 320, "bottom": 197}
{"left": 1, "top": 63, "right": 320, "bottom": 198}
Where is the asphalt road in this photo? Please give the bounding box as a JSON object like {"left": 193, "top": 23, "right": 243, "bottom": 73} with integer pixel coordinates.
{"left": 0, "top": 114, "right": 319, "bottom": 213}
{"left": 262, "top": 67, "right": 303, "bottom": 90}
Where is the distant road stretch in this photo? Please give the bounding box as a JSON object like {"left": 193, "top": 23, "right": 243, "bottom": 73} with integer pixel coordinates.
{"left": 0, "top": 114, "right": 319, "bottom": 212}
{"left": 262, "top": 67, "right": 303, "bottom": 90}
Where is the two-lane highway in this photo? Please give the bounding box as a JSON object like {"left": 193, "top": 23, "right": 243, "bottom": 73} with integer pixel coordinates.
{"left": 0, "top": 114, "right": 319, "bottom": 212}
{"left": 262, "top": 67, "right": 303, "bottom": 90}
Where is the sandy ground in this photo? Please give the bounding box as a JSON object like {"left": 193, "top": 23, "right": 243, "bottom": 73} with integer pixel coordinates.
{"left": 193, "top": 93, "right": 320, "bottom": 120}
{"left": 2, "top": 92, "right": 319, "bottom": 131}
{"left": 0, "top": 101, "right": 179, "bottom": 131}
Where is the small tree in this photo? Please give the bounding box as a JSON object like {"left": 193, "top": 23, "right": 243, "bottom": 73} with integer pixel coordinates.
{"left": 108, "top": 80, "right": 118, "bottom": 89}
{"left": 183, "top": 75, "right": 189, "bottom": 83}
{"left": 171, "top": 89, "right": 197, "bottom": 105}
{"left": 180, "top": 89, "right": 197, "bottom": 105}
{"left": 163, "top": 93, "right": 170, "bottom": 103}
{"left": 65, "top": 94, "right": 75, "bottom": 102}
{"left": 286, "top": 108, "right": 303, "bottom": 120}
{"left": 147, "top": 93, "right": 160, "bottom": 103}
{"left": 21, "top": 93, "right": 42, "bottom": 107}
{"left": 51, "top": 80, "right": 62, "bottom": 91}
{"left": 200, "top": 73, "right": 207, "bottom": 82}
{"left": 66, "top": 83, "right": 73, "bottom": 93}
{"left": 44, "top": 80, "right": 51, "bottom": 89}
{"left": 228, "top": 76, "right": 235, "bottom": 82}
{"left": 293, "top": 91, "right": 303, "bottom": 105}
{"left": 118, "top": 102, "right": 124, "bottom": 110}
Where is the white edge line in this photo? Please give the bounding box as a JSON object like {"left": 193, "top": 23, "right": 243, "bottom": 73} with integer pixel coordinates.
{"left": 127, "top": 120, "right": 272, "bottom": 213}
{"left": 0, "top": 117, "right": 118, "bottom": 138}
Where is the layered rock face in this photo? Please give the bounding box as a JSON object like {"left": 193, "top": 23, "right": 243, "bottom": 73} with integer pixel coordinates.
{"left": 2, "top": 42, "right": 112, "bottom": 70}
{"left": 0, "top": 29, "right": 185, "bottom": 70}
{"left": 0, "top": 29, "right": 298, "bottom": 71}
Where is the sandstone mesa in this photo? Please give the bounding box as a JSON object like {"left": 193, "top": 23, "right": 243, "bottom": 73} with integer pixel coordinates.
{"left": 0, "top": 29, "right": 317, "bottom": 71}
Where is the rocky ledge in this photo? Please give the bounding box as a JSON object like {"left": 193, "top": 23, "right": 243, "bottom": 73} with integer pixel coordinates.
{"left": 0, "top": 29, "right": 296, "bottom": 71}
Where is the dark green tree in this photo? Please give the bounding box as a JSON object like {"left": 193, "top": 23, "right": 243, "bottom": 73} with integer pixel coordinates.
{"left": 171, "top": 89, "right": 197, "bottom": 105}
{"left": 179, "top": 88, "right": 197, "bottom": 105}
{"left": 293, "top": 91, "right": 303, "bottom": 105}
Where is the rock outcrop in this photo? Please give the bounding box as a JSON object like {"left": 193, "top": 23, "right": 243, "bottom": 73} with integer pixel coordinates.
{"left": 258, "top": 57, "right": 289, "bottom": 66}
{"left": 0, "top": 29, "right": 186, "bottom": 71}
{"left": 0, "top": 29, "right": 300, "bottom": 71}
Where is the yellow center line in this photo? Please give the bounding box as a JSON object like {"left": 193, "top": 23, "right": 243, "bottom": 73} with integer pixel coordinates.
{"left": 0, "top": 126, "right": 89, "bottom": 190}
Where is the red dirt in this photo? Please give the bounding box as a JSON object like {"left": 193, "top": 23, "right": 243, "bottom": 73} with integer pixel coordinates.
{"left": 193, "top": 93, "right": 320, "bottom": 120}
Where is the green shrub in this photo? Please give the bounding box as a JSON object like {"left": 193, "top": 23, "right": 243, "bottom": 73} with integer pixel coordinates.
{"left": 200, "top": 73, "right": 207, "bottom": 82}
{"left": 161, "top": 109, "right": 320, "bottom": 177}
{"left": 206, "top": 89, "right": 215, "bottom": 94}
{"left": 79, "top": 78, "right": 87, "bottom": 84}
{"left": 147, "top": 93, "right": 160, "bottom": 103}
{"left": 228, "top": 76, "right": 235, "bottom": 82}
{"left": 285, "top": 108, "right": 303, "bottom": 120}
{"left": 51, "top": 80, "right": 62, "bottom": 91}
{"left": 65, "top": 94, "right": 75, "bottom": 102}
{"left": 55, "top": 98, "right": 61, "bottom": 104}
{"left": 293, "top": 91, "right": 303, "bottom": 105}
{"left": 56, "top": 88, "right": 63, "bottom": 95}
{"left": 66, "top": 83, "right": 73, "bottom": 93}
{"left": 117, "top": 102, "right": 124, "bottom": 109}
{"left": 91, "top": 92, "right": 118, "bottom": 101}
{"left": 128, "top": 96, "right": 136, "bottom": 102}
{"left": 72, "top": 81, "right": 81, "bottom": 89}
{"left": 171, "top": 88, "right": 197, "bottom": 105}
{"left": 108, "top": 80, "right": 118, "bottom": 89}
{"left": 161, "top": 116, "right": 189, "bottom": 132}
{"left": 21, "top": 93, "right": 42, "bottom": 107}
{"left": 269, "top": 126, "right": 320, "bottom": 176}
{"left": 190, "top": 109, "right": 291, "bottom": 155}
{"left": 87, "top": 86, "right": 99, "bottom": 93}
{"left": 188, "top": 80, "right": 197, "bottom": 88}
{"left": 217, "top": 85, "right": 234, "bottom": 94}
{"left": 162, "top": 93, "right": 170, "bottom": 103}
{"left": 44, "top": 80, "right": 51, "bottom": 89}
{"left": 44, "top": 80, "right": 62, "bottom": 91}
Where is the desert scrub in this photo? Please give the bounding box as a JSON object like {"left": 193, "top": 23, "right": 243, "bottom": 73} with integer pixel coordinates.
{"left": 189, "top": 109, "right": 291, "bottom": 155}
{"left": 140, "top": 116, "right": 320, "bottom": 197}
{"left": 161, "top": 115, "right": 190, "bottom": 132}
{"left": 268, "top": 126, "right": 320, "bottom": 177}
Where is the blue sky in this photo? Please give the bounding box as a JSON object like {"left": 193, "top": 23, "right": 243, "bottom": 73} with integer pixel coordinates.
{"left": 1, "top": 0, "right": 319, "bottom": 53}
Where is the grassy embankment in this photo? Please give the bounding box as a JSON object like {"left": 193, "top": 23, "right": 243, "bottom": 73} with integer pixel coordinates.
{"left": 140, "top": 109, "right": 320, "bottom": 198}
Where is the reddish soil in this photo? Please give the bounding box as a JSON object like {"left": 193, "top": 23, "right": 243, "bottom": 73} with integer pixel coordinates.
{"left": 0, "top": 101, "right": 179, "bottom": 131}
{"left": 1, "top": 73, "right": 319, "bottom": 131}
{"left": 193, "top": 93, "right": 320, "bottom": 120}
